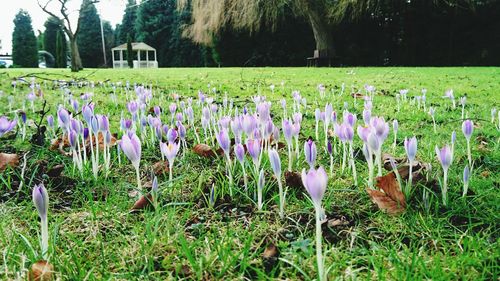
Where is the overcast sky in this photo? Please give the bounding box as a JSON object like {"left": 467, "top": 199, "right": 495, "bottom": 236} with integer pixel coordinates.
{"left": 1, "top": 0, "right": 128, "bottom": 55}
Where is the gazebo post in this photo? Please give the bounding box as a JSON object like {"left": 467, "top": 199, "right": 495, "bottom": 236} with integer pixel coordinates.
{"left": 112, "top": 50, "right": 115, "bottom": 68}
{"left": 119, "top": 50, "right": 123, "bottom": 68}
{"left": 137, "top": 50, "right": 141, "bottom": 68}
{"left": 146, "top": 50, "right": 149, "bottom": 67}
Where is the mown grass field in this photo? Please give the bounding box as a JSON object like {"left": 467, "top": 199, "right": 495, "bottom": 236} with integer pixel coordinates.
{"left": 0, "top": 67, "right": 499, "bottom": 280}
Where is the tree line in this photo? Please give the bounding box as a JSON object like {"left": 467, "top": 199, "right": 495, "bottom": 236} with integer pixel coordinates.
{"left": 11, "top": 0, "right": 500, "bottom": 69}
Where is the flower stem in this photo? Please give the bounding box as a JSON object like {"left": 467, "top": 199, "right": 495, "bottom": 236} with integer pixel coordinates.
{"left": 41, "top": 217, "right": 49, "bottom": 260}
{"left": 315, "top": 204, "right": 325, "bottom": 281}
{"left": 278, "top": 177, "right": 284, "bottom": 219}
{"left": 135, "top": 163, "right": 142, "bottom": 192}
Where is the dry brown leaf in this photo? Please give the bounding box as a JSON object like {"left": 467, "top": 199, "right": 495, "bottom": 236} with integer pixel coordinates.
{"left": 131, "top": 194, "right": 153, "bottom": 212}
{"left": 327, "top": 217, "right": 350, "bottom": 227}
{"left": 29, "top": 260, "right": 54, "bottom": 281}
{"left": 0, "top": 153, "right": 19, "bottom": 171}
{"left": 152, "top": 160, "right": 170, "bottom": 175}
{"left": 193, "top": 144, "right": 218, "bottom": 158}
{"left": 46, "top": 164, "right": 64, "bottom": 178}
{"left": 366, "top": 172, "right": 406, "bottom": 215}
{"left": 262, "top": 243, "right": 279, "bottom": 272}
{"left": 351, "top": 92, "right": 364, "bottom": 98}
{"left": 50, "top": 132, "right": 117, "bottom": 155}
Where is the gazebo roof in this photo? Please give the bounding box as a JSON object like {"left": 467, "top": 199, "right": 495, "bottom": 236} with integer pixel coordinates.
{"left": 112, "top": 42, "right": 156, "bottom": 51}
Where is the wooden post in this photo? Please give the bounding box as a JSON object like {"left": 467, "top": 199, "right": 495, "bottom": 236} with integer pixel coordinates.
{"left": 112, "top": 50, "right": 115, "bottom": 68}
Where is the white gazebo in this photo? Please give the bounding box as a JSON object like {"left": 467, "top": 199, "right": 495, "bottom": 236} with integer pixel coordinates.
{"left": 111, "top": 42, "right": 158, "bottom": 69}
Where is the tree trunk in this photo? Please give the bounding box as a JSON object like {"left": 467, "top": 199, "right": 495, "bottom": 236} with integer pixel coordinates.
{"left": 307, "top": 11, "right": 333, "bottom": 52}
{"left": 303, "top": 3, "right": 334, "bottom": 66}
{"left": 69, "top": 37, "right": 83, "bottom": 72}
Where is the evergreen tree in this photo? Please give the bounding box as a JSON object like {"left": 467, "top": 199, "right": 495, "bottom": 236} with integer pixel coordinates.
{"left": 43, "top": 17, "right": 62, "bottom": 58}
{"left": 126, "top": 34, "right": 133, "bottom": 68}
{"left": 102, "top": 21, "right": 115, "bottom": 67}
{"left": 118, "top": 0, "right": 138, "bottom": 44}
{"left": 56, "top": 30, "right": 67, "bottom": 68}
{"left": 77, "top": 0, "right": 102, "bottom": 67}
{"left": 12, "top": 10, "right": 38, "bottom": 67}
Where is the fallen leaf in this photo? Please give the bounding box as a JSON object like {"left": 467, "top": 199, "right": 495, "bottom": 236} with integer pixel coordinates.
{"left": 131, "top": 194, "right": 153, "bottom": 212}
{"left": 327, "top": 217, "right": 350, "bottom": 227}
{"left": 193, "top": 144, "right": 218, "bottom": 158}
{"left": 262, "top": 243, "right": 279, "bottom": 272}
{"left": 29, "top": 260, "right": 54, "bottom": 281}
{"left": 152, "top": 160, "right": 169, "bottom": 175}
{"left": 366, "top": 172, "right": 406, "bottom": 215}
{"left": 46, "top": 164, "right": 64, "bottom": 178}
{"left": 351, "top": 92, "right": 364, "bottom": 98}
{"left": 0, "top": 153, "right": 19, "bottom": 171}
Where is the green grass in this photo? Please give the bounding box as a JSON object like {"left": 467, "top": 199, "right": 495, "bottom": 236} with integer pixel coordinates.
{"left": 0, "top": 67, "right": 499, "bottom": 280}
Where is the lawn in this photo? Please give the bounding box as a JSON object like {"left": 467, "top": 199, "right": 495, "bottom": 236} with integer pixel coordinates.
{"left": 0, "top": 67, "right": 499, "bottom": 280}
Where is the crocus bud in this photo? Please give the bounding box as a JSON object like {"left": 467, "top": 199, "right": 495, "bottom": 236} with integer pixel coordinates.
{"left": 246, "top": 138, "right": 261, "bottom": 162}
{"left": 68, "top": 130, "right": 77, "bottom": 148}
{"left": 169, "top": 103, "right": 177, "bottom": 115}
{"left": 268, "top": 149, "right": 281, "bottom": 178}
{"left": 301, "top": 166, "right": 328, "bottom": 206}
{"left": 258, "top": 169, "right": 265, "bottom": 194}
{"left": 47, "top": 115, "right": 54, "bottom": 128}
{"left": 462, "top": 120, "right": 473, "bottom": 140}
{"left": 33, "top": 183, "right": 49, "bottom": 220}
{"left": 121, "top": 131, "right": 142, "bottom": 166}
{"left": 463, "top": 165, "right": 470, "bottom": 184}
{"left": 216, "top": 129, "right": 230, "bottom": 154}
{"left": 451, "top": 131, "right": 456, "bottom": 145}
{"left": 435, "top": 145, "right": 453, "bottom": 170}
{"left": 154, "top": 106, "right": 161, "bottom": 117}
{"left": 393, "top": 119, "right": 398, "bottom": 133}
{"left": 304, "top": 139, "right": 317, "bottom": 168}
{"left": 167, "top": 128, "right": 177, "bottom": 143}
{"left": 327, "top": 141, "right": 332, "bottom": 155}
{"left": 234, "top": 143, "right": 245, "bottom": 164}
{"left": 152, "top": 176, "right": 158, "bottom": 194}
{"left": 404, "top": 136, "right": 417, "bottom": 162}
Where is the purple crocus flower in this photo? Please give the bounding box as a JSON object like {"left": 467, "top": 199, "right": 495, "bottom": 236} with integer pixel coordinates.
{"left": 246, "top": 138, "right": 261, "bottom": 163}
{"left": 327, "top": 141, "right": 332, "bottom": 155}
{"left": 160, "top": 141, "right": 179, "bottom": 163}
{"left": 57, "top": 107, "right": 70, "bottom": 128}
{"left": 167, "top": 128, "right": 178, "bottom": 143}
{"left": 154, "top": 106, "right": 161, "bottom": 117}
{"left": 304, "top": 139, "right": 317, "bottom": 168}
{"left": 33, "top": 183, "right": 49, "bottom": 220}
{"left": 216, "top": 129, "right": 231, "bottom": 154}
{"left": 178, "top": 122, "right": 186, "bottom": 140}
{"left": 127, "top": 101, "right": 138, "bottom": 116}
{"left": 435, "top": 145, "right": 453, "bottom": 170}
{"left": 404, "top": 137, "right": 418, "bottom": 162}
{"left": 301, "top": 166, "right": 328, "bottom": 206}
{"left": 243, "top": 114, "right": 257, "bottom": 136}
{"left": 268, "top": 149, "right": 281, "bottom": 177}
{"left": 462, "top": 120, "right": 473, "bottom": 140}
{"left": 47, "top": 115, "right": 54, "bottom": 128}
{"left": 121, "top": 118, "right": 133, "bottom": 131}
{"left": 82, "top": 104, "right": 94, "bottom": 123}
{"left": 234, "top": 143, "right": 245, "bottom": 164}
{"left": 68, "top": 130, "right": 78, "bottom": 148}
{"left": 169, "top": 103, "right": 177, "bottom": 116}
{"left": 0, "top": 116, "right": 17, "bottom": 137}
{"left": 363, "top": 109, "right": 371, "bottom": 125}
{"left": 451, "top": 131, "right": 456, "bottom": 145}
{"left": 282, "top": 119, "right": 293, "bottom": 143}
{"left": 121, "top": 131, "right": 142, "bottom": 166}
{"left": 99, "top": 115, "right": 109, "bottom": 132}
